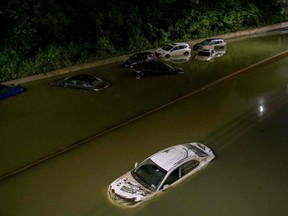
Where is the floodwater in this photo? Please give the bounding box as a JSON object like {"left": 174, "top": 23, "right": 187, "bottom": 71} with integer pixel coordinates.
{"left": 1, "top": 30, "right": 288, "bottom": 215}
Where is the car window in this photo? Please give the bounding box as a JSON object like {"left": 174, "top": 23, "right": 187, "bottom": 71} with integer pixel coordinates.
{"left": 162, "top": 45, "right": 173, "bottom": 51}
{"left": 132, "top": 159, "right": 167, "bottom": 192}
{"left": 181, "top": 160, "right": 200, "bottom": 177}
{"left": 92, "top": 78, "right": 101, "bottom": 85}
{"left": 202, "top": 40, "right": 210, "bottom": 45}
{"left": 172, "top": 46, "right": 179, "bottom": 51}
{"left": 161, "top": 168, "right": 180, "bottom": 189}
{"left": 65, "top": 80, "right": 76, "bottom": 85}
{"left": 82, "top": 82, "right": 90, "bottom": 87}
{"left": 184, "top": 144, "right": 209, "bottom": 157}
{"left": 76, "top": 80, "right": 84, "bottom": 86}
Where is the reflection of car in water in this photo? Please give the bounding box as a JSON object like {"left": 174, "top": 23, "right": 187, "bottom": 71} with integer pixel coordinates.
{"left": 155, "top": 42, "right": 191, "bottom": 58}
{"left": 163, "top": 54, "right": 191, "bottom": 64}
{"left": 214, "top": 46, "right": 226, "bottom": 57}
{"left": 123, "top": 52, "right": 157, "bottom": 68}
{"left": 0, "top": 84, "right": 24, "bottom": 100}
{"left": 108, "top": 142, "right": 215, "bottom": 207}
{"left": 193, "top": 38, "right": 226, "bottom": 51}
{"left": 50, "top": 74, "right": 110, "bottom": 91}
{"left": 133, "top": 61, "right": 184, "bottom": 79}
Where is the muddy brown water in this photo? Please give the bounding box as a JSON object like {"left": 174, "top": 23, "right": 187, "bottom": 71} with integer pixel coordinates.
{"left": 0, "top": 30, "right": 288, "bottom": 215}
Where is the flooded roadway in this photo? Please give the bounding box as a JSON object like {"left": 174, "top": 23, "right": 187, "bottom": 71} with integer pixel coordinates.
{"left": 0, "top": 30, "right": 288, "bottom": 215}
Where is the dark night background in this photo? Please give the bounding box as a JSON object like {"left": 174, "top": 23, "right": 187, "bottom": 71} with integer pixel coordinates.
{"left": 0, "top": 0, "right": 285, "bottom": 82}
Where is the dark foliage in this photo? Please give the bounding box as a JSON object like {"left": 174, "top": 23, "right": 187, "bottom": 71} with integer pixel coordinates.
{"left": 0, "top": 0, "right": 285, "bottom": 82}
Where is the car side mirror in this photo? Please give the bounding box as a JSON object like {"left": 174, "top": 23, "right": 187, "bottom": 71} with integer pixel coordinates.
{"left": 134, "top": 162, "right": 138, "bottom": 168}
{"left": 163, "top": 184, "right": 169, "bottom": 191}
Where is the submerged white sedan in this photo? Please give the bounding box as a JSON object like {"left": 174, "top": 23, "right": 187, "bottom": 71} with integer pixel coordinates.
{"left": 108, "top": 143, "right": 215, "bottom": 207}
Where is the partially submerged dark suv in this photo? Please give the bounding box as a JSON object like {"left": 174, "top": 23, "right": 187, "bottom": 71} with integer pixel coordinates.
{"left": 123, "top": 52, "right": 157, "bottom": 68}
{"left": 133, "top": 61, "right": 184, "bottom": 79}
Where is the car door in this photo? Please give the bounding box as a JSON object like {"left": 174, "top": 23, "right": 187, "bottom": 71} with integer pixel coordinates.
{"left": 82, "top": 81, "right": 92, "bottom": 89}
{"left": 159, "top": 168, "right": 180, "bottom": 190}
{"left": 72, "top": 80, "right": 83, "bottom": 89}
{"left": 215, "top": 40, "right": 225, "bottom": 49}
{"left": 171, "top": 45, "right": 182, "bottom": 56}
{"left": 158, "top": 160, "right": 200, "bottom": 191}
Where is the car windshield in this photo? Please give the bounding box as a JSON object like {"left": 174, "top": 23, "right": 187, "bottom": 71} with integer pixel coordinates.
{"left": 161, "top": 45, "right": 173, "bottom": 51}
{"left": 131, "top": 159, "right": 167, "bottom": 192}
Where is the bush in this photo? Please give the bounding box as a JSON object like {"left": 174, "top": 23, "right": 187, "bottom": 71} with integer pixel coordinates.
{"left": 0, "top": 1, "right": 286, "bottom": 82}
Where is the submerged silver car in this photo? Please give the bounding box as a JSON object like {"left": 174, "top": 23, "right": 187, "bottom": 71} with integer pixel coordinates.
{"left": 108, "top": 142, "right": 215, "bottom": 207}
{"left": 155, "top": 42, "right": 191, "bottom": 58}
{"left": 50, "top": 74, "right": 110, "bottom": 91}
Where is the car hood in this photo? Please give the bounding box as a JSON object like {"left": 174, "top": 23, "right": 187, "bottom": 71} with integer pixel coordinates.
{"left": 108, "top": 172, "right": 153, "bottom": 205}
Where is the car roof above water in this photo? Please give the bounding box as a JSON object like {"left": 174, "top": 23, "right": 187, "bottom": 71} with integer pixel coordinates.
{"left": 149, "top": 144, "right": 197, "bottom": 171}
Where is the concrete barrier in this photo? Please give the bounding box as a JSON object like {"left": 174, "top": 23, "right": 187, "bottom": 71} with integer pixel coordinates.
{"left": 3, "top": 21, "right": 288, "bottom": 85}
